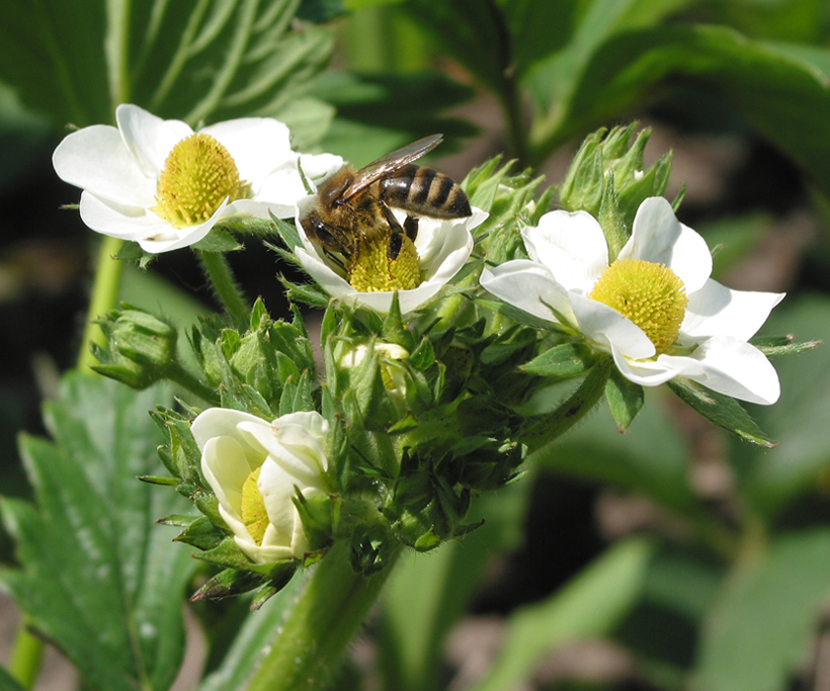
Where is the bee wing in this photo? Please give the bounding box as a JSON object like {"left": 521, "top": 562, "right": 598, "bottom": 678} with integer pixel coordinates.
{"left": 341, "top": 134, "right": 443, "bottom": 202}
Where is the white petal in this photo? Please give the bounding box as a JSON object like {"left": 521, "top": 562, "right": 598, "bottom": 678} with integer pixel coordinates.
{"left": 137, "top": 199, "right": 230, "bottom": 253}
{"left": 570, "top": 293, "right": 656, "bottom": 359}
{"left": 203, "top": 117, "right": 293, "bottom": 184}
{"left": 522, "top": 210, "right": 608, "bottom": 292}
{"left": 295, "top": 245, "right": 354, "bottom": 295}
{"left": 224, "top": 198, "right": 296, "bottom": 221}
{"left": 610, "top": 346, "right": 681, "bottom": 387}
{"left": 256, "top": 167, "right": 314, "bottom": 210}
{"left": 79, "top": 192, "right": 169, "bottom": 240}
{"left": 53, "top": 125, "right": 157, "bottom": 207}
{"left": 116, "top": 104, "right": 192, "bottom": 178}
{"left": 300, "top": 152, "right": 344, "bottom": 181}
{"left": 679, "top": 336, "right": 781, "bottom": 404}
{"left": 681, "top": 279, "right": 785, "bottom": 342}
{"left": 480, "top": 260, "right": 575, "bottom": 325}
{"left": 201, "top": 436, "right": 256, "bottom": 516}
{"left": 621, "top": 197, "right": 712, "bottom": 293}
{"left": 237, "top": 421, "right": 324, "bottom": 479}
{"left": 257, "top": 459, "right": 304, "bottom": 538}
{"left": 191, "top": 407, "right": 268, "bottom": 453}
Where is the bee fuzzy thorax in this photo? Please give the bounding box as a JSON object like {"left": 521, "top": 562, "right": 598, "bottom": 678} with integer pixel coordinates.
{"left": 300, "top": 134, "right": 472, "bottom": 293}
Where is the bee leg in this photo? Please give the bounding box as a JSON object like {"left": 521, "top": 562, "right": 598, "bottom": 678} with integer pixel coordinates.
{"left": 380, "top": 203, "right": 409, "bottom": 261}
{"left": 403, "top": 215, "right": 419, "bottom": 243}
{"left": 323, "top": 248, "right": 347, "bottom": 271}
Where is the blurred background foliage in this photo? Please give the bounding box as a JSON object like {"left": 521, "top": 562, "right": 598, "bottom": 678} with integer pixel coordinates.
{"left": 2, "top": 0, "right": 830, "bottom": 690}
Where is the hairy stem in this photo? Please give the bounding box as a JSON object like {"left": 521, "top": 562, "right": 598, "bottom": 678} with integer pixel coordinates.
{"left": 246, "top": 543, "right": 401, "bottom": 691}
{"left": 522, "top": 356, "right": 613, "bottom": 452}
{"left": 197, "top": 249, "right": 249, "bottom": 329}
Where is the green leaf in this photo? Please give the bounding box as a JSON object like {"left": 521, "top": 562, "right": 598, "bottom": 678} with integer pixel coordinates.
{"left": 468, "top": 537, "right": 652, "bottom": 691}
{"left": 694, "top": 530, "right": 830, "bottom": 691}
{"left": 524, "top": 0, "right": 693, "bottom": 157}
{"left": 377, "top": 481, "right": 531, "bottom": 691}
{"left": 313, "top": 71, "right": 475, "bottom": 163}
{"left": 0, "top": 0, "right": 334, "bottom": 132}
{"left": 605, "top": 368, "right": 644, "bottom": 431}
{"left": 199, "top": 572, "right": 311, "bottom": 691}
{"left": 544, "top": 24, "right": 830, "bottom": 200}
{"left": 727, "top": 296, "right": 830, "bottom": 517}
{"left": 668, "top": 377, "right": 774, "bottom": 447}
{"left": 0, "top": 372, "right": 195, "bottom": 691}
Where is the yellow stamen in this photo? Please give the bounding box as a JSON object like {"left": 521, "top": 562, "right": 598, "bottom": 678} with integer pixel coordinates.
{"left": 349, "top": 233, "right": 421, "bottom": 292}
{"left": 589, "top": 258, "right": 688, "bottom": 354}
{"left": 154, "top": 133, "right": 250, "bottom": 228}
{"left": 240, "top": 466, "right": 268, "bottom": 545}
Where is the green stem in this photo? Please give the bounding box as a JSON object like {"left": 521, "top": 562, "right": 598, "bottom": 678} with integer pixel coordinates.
{"left": 522, "top": 357, "right": 613, "bottom": 452}
{"left": 246, "top": 542, "right": 401, "bottom": 691}
{"left": 166, "top": 361, "right": 221, "bottom": 406}
{"left": 9, "top": 619, "right": 43, "bottom": 690}
{"left": 197, "top": 250, "right": 249, "bottom": 329}
{"left": 78, "top": 237, "right": 125, "bottom": 368}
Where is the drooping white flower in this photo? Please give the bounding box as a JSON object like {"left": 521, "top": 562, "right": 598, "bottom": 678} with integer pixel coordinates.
{"left": 481, "top": 197, "right": 784, "bottom": 405}
{"left": 293, "top": 197, "right": 487, "bottom": 314}
{"left": 191, "top": 408, "right": 330, "bottom": 563}
{"left": 53, "top": 104, "right": 342, "bottom": 253}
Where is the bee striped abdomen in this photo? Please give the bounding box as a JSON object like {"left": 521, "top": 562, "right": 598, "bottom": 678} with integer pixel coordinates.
{"left": 380, "top": 164, "right": 471, "bottom": 218}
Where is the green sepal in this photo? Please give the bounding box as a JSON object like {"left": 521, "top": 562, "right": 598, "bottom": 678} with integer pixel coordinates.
{"left": 350, "top": 523, "right": 396, "bottom": 576}
{"left": 410, "top": 337, "right": 436, "bottom": 371}
{"left": 598, "top": 172, "right": 627, "bottom": 262}
{"left": 750, "top": 335, "right": 821, "bottom": 356}
{"left": 293, "top": 489, "right": 338, "bottom": 552}
{"left": 151, "top": 408, "right": 203, "bottom": 485}
{"left": 139, "top": 475, "right": 179, "bottom": 486}
{"left": 520, "top": 343, "right": 598, "bottom": 379}
{"left": 114, "top": 240, "right": 155, "bottom": 268}
{"left": 280, "top": 276, "right": 331, "bottom": 307}
{"left": 605, "top": 369, "right": 644, "bottom": 432}
{"left": 172, "top": 515, "right": 226, "bottom": 551}
{"left": 667, "top": 377, "right": 775, "bottom": 447}
{"left": 193, "top": 490, "right": 224, "bottom": 528}
{"left": 191, "top": 568, "right": 268, "bottom": 602}
{"left": 191, "top": 230, "right": 243, "bottom": 253}
{"left": 269, "top": 214, "right": 302, "bottom": 251}
{"left": 381, "top": 292, "right": 409, "bottom": 348}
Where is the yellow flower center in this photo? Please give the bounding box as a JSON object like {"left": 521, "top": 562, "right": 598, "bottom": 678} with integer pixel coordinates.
{"left": 240, "top": 466, "right": 268, "bottom": 546}
{"left": 588, "top": 258, "right": 688, "bottom": 354}
{"left": 348, "top": 233, "right": 421, "bottom": 292}
{"left": 154, "top": 133, "right": 250, "bottom": 228}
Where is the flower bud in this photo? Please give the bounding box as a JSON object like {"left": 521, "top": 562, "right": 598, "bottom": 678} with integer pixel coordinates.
{"left": 191, "top": 408, "right": 331, "bottom": 563}
{"left": 341, "top": 341, "right": 411, "bottom": 423}
{"left": 92, "top": 305, "right": 178, "bottom": 388}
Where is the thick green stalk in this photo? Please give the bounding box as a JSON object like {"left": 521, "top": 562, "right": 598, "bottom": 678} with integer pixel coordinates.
{"left": 77, "top": 236, "right": 125, "bottom": 371}
{"left": 246, "top": 543, "right": 401, "bottom": 691}
{"left": 197, "top": 249, "right": 249, "bottom": 329}
{"left": 522, "top": 356, "right": 613, "bottom": 452}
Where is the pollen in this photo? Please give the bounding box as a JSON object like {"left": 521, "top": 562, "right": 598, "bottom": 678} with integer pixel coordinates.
{"left": 349, "top": 233, "right": 421, "bottom": 292}
{"left": 240, "top": 466, "right": 268, "bottom": 546}
{"left": 154, "top": 133, "right": 250, "bottom": 228}
{"left": 588, "top": 258, "right": 688, "bottom": 354}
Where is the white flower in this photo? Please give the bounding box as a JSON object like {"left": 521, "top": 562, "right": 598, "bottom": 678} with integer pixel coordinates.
{"left": 293, "top": 197, "right": 487, "bottom": 314}
{"left": 52, "top": 104, "right": 342, "bottom": 253}
{"left": 191, "top": 408, "right": 330, "bottom": 563}
{"left": 481, "top": 197, "right": 784, "bottom": 405}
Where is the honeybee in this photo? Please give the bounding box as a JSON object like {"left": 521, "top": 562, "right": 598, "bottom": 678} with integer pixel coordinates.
{"left": 301, "top": 134, "right": 471, "bottom": 285}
